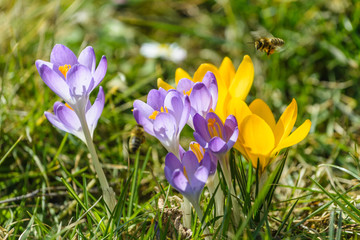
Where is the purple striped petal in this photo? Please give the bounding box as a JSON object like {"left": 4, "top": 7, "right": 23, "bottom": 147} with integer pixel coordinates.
{"left": 182, "top": 151, "right": 200, "bottom": 183}
{"left": 45, "top": 111, "right": 70, "bottom": 133}
{"left": 176, "top": 78, "right": 194, "bottom": 94}
{"left": 56, "top": 105, "right": 81, "bottom": 131}
{"left": 164, "top": 91, "right": 184, "bottom": 126}
{"left": 164, "top": 153, "right": 183, "bottom": 179}
{"left": 172, "top": 169, "right": 191, "bottom": 193}
{"left": 78, "top": 46, "right": 96, "bottom": 73}
{"left": 193, "top": 113, "right": 211, "bottom": 142}
{"left": 86, "top": 87, "right": 105, "bottom": 137}
{"left": 50, "top": 44, "right": 78, "bottom": 66}
{"left": 133, "top": 100, "right": 155, "bottom": 136}
{"left": 147, "top": 89, "right": 167, "bottom": 111}
{"left": 37, "top": 63, "right": 71, "bottom": 102}
{"left": 209, "top": 137, "right": 228, "bottom": 153}
{"left": 189, "top": 83, "right": 212, "bottom": 117}
{"left": 153, "top": 113, "right": 178, "bottom": 152}
{"left": 93, "top": 55, "right": 107, "bottom": 87}
{"left": 192, "top": 165, "right": 209, "bottom": 194}
{"left": 67, "top": 65, "right": 94, "bottom": 96}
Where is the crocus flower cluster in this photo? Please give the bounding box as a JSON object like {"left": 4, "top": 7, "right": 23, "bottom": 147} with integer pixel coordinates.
{"left": 133, "top": 89, "right": 190, "bottom": 157}
{"left": 36, "top": 44, "right": 107, "bottom": 143}
{"left": 133, "top": 55, "right": 312, "bottom": 230}
{"left": 37, "top": 44, "right": 117, "bottom": 212}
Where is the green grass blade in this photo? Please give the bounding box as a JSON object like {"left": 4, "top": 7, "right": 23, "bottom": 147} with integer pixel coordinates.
{"left": 310, "top": 178, "right": 360, "bottom": 223}
{"left": 0, "top": 135, "right": 22, "bottom": 166}
{"left": 128, "top": 150, "right": 141, "bottom": 217}
{"left": 275, "top": 199, "right": 299, "bottom": 237}
{"left": 329, "top": 209, "right": 335, "bottom": 240}
{"left": 335, "top": 211, "right": 342, "bottom": 240}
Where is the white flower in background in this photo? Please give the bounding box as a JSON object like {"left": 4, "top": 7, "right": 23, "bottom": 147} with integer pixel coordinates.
{"left": 140, "top": 42, "right": 187, "bottom": 63}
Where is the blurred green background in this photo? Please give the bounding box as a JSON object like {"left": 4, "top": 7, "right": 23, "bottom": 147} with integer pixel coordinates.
{"left": 1, "top": 0, "right": 360, "bottom": 237}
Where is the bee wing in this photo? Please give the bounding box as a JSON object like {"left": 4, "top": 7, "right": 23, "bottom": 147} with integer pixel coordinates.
{"left": 250, "top": 27, "right": 274, "bottom": 39}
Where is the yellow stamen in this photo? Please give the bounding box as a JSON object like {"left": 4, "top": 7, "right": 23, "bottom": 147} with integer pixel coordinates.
{"left": 149, "top": 106, "right": 168, "bottom": 120}
{"left": 149, "top": 110, "right": 159, "bottom": 120}
{"left": 65, "top": 103, "right": 73, "bottom": 110}
{"left": 161, "top": 106, "right": 169, "bottom": 113}
{"left": 183, "top": 89, "right": 192, "bottom": 96}
{"left": 58, "top": 64, "right": 71, "bottom": 78}
{"left": 190, "top": 142, "right": 203, "bottom": 163}
{"left": 207, "top": 118, "right": 223, "bottom": 139}
{"left": 183, "top": 166, "right": 189, "bottom": 181}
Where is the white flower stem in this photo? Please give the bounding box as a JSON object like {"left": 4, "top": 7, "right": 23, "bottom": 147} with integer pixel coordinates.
{"left": 78, "top": 112, "right": 117, "bottom": 213}
{"left": 181, "top": 197, "right": 192, "bottom": 229}
{"left": 192, "top": 201, "right": 210, "bottom": 240}
{"left": 207, "top": 174, "right": 224, "bottom": 225}
{"left": 219, "top": 154, "right": 240, "bottom": 227}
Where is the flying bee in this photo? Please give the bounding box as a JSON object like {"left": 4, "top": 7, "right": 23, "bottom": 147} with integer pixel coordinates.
{"left": 251, "top": 29, "right": 285, "bottom": 56}
{"left": 129, "top": 124, "right": 145, "bottom": 153}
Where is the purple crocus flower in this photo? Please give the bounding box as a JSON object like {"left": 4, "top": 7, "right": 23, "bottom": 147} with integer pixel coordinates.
{"left": 189, "top": 141, "right": 217, "bottom": 177}
{"left": 133, "top": 89, "right": 190, "bottom": 156}
{"left": 193, "top": 112, "right": 238, "bottom": 158}
{"left": 164, "top": 150, "right": 212, "bottom": 205}
{"left": 176, "top": 72, "right": 217, "bottom": 129}
{"left": 44, "top": 87, "right": 105, "bottom": 144}
{"left": 36, "top": 44, "right": 107, "bottom": 113}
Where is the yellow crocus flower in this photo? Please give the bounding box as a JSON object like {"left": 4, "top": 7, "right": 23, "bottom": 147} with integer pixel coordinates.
{"left": 157, "top": 56, "right": 254, "bottom": 121}
{"left": 233, "top": 98, "right": 311, "bottom": 172}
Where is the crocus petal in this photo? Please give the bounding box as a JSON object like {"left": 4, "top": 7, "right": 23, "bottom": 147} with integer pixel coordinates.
{"left": 189, "top": 83, "right": 212, "bottom": 117}
{"left": 232, "top": 99, "right": 252, "bottom": 124}
{"left": 177, "top": 78, "right": 194, "bottom": 94}
{"left": 274, "top": 99, "right": 298, "bottom": 145}
{"left": 240, "top": 114, "right": 275, "bottom": 156}
{"left": 249, "top": 99, "right": 276, "bottom": 131}
{"left": 133, "top": 100, "right": 155, "bottom": 136}
{"left": 67, "top": 64, "right": 94, "bottom": 96}
{"left": 182, "top": 151, "right": 200, "bottom": 183}
{"left": 45, "top": 111, "right": 71, "bottom": 134}
{"left": 50, "top": 44, "right": 78, "bottom": 66}
{"left": 206, "top": 112, "right": 226, "bottom": 136}
{"left": 165, "top": 153, "right": 183, "bottom": 179}
{"left": 203, "top": 72, "right": 218, "bottom": 111}
{"left": 37, "top": 63, "right": 72, "bottom": 101}
{"left": 209, "top": 137, "right": 228, "bottom": 153}
{"left": 86, "top": 87, "right": 105, "bottom": 136}
{"left": 175, "top": 68, "right": 192, "bottom": 85}
{"left": 56, "top": 105, "right": 82, "bottom": 131}
{"left": 153, "top": 113, "right": 178, "bottom": 152}
{"left": 147, "top": 89, "right": 167, "bottom": 111}
{"left": 228, "top": 55, "right": 254, "bottom": 101}
{"left": 224, "top": 115, "right": 238, "bottom": 140}
{"left": 218, "top": 57, "right": 235, "bottom": 88}
{"left": 227, "top": 127, "right": 239, "bottom": 150}
{"left": 164, "top": 92, "right": 190, "bottom": 132}
{"left": 193, "top": 132, "right": 209, "bottom": 149}
{"left": 193, "top": 64, "right": 220, "bottom": 84}
{"left": 172, "top": 170, "right": 191, "bottom": 194}
{"left": 93, "top": 55, "right": 107, "bottom": 87}
{"left": 272, "top": 119, "right": 312, "bottom": 156}
{"left": 193, "top": 113, "right": 212, "bottom": 142}
{"left": 193, "top": 165, "right": 209, "bottom": 189}
{"left": 207, "top": 151, "right": 218, "bottom": 175}
{"left": 53, "top": 101, "right": 63, "bottom": 114}
{"left": 201, "top": 71, "right": 216, "bottom": 89}
{"left": 78, "top": 46, "right": 96, "bottom": 73}
{"left": 157, "top": 78, "right": 174, "bottom": 91}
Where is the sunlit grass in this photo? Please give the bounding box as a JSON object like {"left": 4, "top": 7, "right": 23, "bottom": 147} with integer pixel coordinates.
{"left": 1, "top": 0, "right": 360, "bottom": 239}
